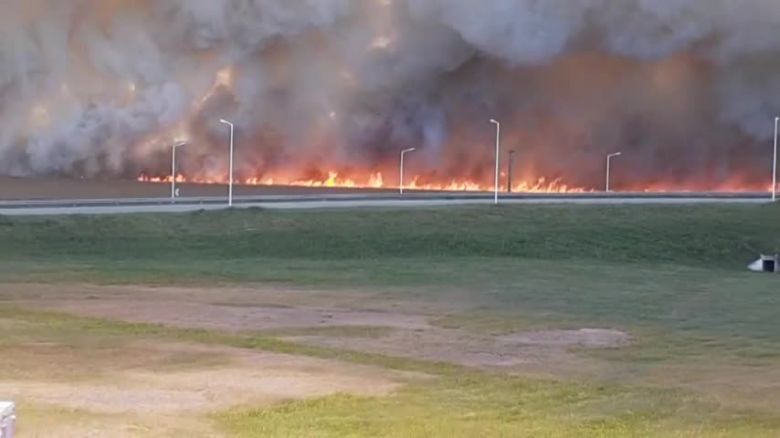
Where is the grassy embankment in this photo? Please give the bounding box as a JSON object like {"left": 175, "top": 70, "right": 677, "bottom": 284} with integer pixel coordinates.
{"left": 1, "top": 204, "right": 779, "bottom": 436}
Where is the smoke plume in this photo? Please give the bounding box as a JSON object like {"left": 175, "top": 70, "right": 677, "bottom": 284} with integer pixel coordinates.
{"left": 1, "top": 0, "right": 779, "bottom": 189}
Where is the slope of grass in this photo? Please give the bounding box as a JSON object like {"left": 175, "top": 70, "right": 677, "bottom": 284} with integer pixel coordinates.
{"left": 2, "top": 204, "right": 780, "bottom": 436}
{"left": 0, "top": 204, "right": 777, "bottom": 269}
{"left": 2, "top": 205, "right": 779, "bottom": 363}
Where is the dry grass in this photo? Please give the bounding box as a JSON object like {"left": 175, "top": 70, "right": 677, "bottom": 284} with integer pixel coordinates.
{"left": 0, "top": 314, "right": 409, "bottom": 437}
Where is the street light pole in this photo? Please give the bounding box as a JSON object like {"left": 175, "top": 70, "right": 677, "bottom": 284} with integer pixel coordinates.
{"left": 774, "top": 117, "right": 778, "bottom": 202}
{"left": 219, "top": 119, "right": 235, "bottom": 207}
{"left": 171, "top": 141, "right": 187, "bottom": 201}
{"left": 400, "top": 147, "right": 416, "bottom": 195}
{"left": 490, "top": 119, "right": 500, "bottom": 205}
{"left": 606, "top": 152, "right": 623, "bottom": 193}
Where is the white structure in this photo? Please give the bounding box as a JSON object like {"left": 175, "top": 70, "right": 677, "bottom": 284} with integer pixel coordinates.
{"left": 171, "top": 141, "right": 187, "bottom": 200}
{"left": 490, "top": 119, "right": 501, "bottom": 205}
{"left": 606, "top": 152, "right": 622, "bottom": 192}
{"left": 219, "top": 119, "right": 235, "bottom": 207}
{"left": 748, "top": 255, "right": 779, "bottom": 273}
{"left": 0, "top": 402, "right": 15, "bottom": 438}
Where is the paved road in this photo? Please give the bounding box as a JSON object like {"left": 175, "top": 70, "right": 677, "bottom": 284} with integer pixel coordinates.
{"left": 0, "top": 193, "right": 772, "bottom": 216}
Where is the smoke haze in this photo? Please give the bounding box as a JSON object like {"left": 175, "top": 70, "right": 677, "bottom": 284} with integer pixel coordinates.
{"left": 1, "top": 0, "right": 779, "bottom": 189}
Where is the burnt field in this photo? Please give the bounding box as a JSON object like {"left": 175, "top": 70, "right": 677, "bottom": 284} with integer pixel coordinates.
{"left": 0, "top": 176, "right": 394, "bottom": 201}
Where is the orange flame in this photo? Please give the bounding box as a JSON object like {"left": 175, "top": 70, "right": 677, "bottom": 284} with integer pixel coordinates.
{"left": 137, "top": 170, "right": 778, "bottom": 193}
{"left": 137, "top": 171, "right": 587, "bottom": 193}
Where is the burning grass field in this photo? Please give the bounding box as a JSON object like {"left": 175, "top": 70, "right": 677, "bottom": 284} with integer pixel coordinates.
{"left": 1, "top": 204, "right": 779, "bottom": 436}
{"left": 0, "top": 176, "right": 395, "bottom": 201}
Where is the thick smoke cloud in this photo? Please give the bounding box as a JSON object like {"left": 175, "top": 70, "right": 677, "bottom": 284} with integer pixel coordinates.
{"left": 1, "top": 0, "right": 779, "bottom": 189}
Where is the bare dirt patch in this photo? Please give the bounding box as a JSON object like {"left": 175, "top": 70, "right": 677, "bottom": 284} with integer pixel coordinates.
{"left": 499, "top": 329, "right": 632, "bottom": 349}
{"left": 1, "top": 341, "right": 410, "bottom": 437}
{"left": 19, "top": 404, "right": 216, "bottom": 438}
{"left": 3, "top": 283, "right": 633, "bottom": 375}
{"left": 5, "top": 284, "right": 432, "bottom": 332}
{"left": 34, "top": 299, "right": 430, "bottom": 332}
{"left": 285, "top": 326, "right": 633, "bottom": 378}
{"left": 1, "top": 347, "right": 402, "bottom": 415}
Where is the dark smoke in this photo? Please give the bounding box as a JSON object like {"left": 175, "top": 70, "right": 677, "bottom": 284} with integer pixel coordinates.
{"left": 1, "top": 0, "right": 779, "bottom": 189}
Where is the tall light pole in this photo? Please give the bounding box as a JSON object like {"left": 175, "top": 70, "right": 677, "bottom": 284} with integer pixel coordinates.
{"left": 773, "top": 117, "right": 778, "bottom": 202}
{"left": 400, "top": 147, "right": 416, "bottom": 195}
{"left": 606, "top": 152, "right": 622, "bottom": 193}
{"left": 219, "top": 119, "right": 235, "bottom": 207}
{"left": 171, "top": 141, "right": 187, "bottom": 201}
{"left": 490, "top": 119, "right": 500, "bottom": 205}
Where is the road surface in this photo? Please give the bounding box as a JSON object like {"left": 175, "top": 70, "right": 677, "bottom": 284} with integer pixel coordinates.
{"left": 0, "top": 193, "right": 772, "bottom": 216}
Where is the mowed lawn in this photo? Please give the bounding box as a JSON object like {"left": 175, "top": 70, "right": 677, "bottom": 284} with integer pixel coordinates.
{"left": 1, "top": 203, "right": 779, "bottom": 436}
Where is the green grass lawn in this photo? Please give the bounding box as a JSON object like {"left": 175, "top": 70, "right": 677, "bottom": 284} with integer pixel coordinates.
{"left": 217, "top": 377, "right": 780, "bottom": 438}
{"left": 1, "top": 204, "right": 779, "bottom": 436}
{"left": 2, "top": 204, "right": 779, "bottom": 353}
{"left": 1, "top": 203, "right": 777, "bottom": 269}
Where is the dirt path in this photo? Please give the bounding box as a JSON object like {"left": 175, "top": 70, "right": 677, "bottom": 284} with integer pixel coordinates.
{"left": 4, "top": 284, "right": 438, "bottom": 331}
{"left": 4, "top": 283, "right": 631, "bottom": 375}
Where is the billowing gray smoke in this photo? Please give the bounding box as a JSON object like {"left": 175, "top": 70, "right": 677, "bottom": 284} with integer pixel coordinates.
{"left": 1, "top": 0, "right": 779, "bottom": 189}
